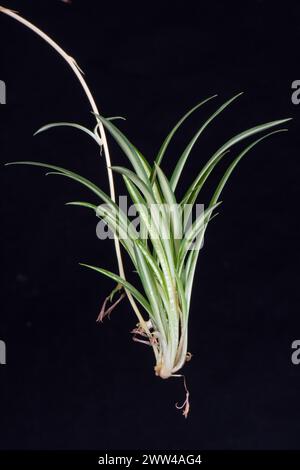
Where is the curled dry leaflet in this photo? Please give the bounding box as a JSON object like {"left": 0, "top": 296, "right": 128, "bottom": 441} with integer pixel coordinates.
{"left": 1, "top": 6, "right": 291, "bottom": 417}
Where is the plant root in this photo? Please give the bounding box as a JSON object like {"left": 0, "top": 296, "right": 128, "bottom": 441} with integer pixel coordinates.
{"left": 175, "top": 375, "right": 190, "bottom": 419}
{"left": 131, "top": 321, "right": 158, "bottom": 347}
{"left": 97, "top": 292, "right": 125, "bottom": 322}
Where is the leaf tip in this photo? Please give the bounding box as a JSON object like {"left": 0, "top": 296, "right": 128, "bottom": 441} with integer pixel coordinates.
{"left": 4, "top": 162, "right": 19, "bottom": 167}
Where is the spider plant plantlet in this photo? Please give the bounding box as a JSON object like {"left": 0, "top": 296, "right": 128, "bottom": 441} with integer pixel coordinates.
{"left": 1, "top": 6, "right": 291, "bottom": 417}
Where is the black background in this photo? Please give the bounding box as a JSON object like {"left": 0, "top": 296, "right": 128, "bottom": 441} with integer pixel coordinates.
{"left": 0, "top": 0, "right": 300, "bottom": 450}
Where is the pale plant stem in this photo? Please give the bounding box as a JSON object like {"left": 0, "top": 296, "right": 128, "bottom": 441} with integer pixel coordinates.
{"left": 0, "top": 6, "right": 156, "bottom": 351}
{"left": 172, "top": 325, "right": 188, "bottom": 373}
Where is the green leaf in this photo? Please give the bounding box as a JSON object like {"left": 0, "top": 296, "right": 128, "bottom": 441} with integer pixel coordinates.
{"left": 94, "top": 114, "right": 149, "bottom": 182}
{"left": 153, "top": 94, "right": 218, "bottom": 172}
{"left": 111, "top": 165, "right": 156, "bottom": 203}
{"left": 178, "top": 202, "right": 221, "bottom": 271}
{"left": 183, "top": 211, "right": 217, "bottom": 308}
{"left": 116, "top": 168, "right": 176, "bottom": 274}
{"left": 6, "top": 161, "right": 136, "bottom": 245}
{"left": 5, "top": 161, "right": 128, "bottom": 218}
{"left": 34, "top": 122, "right": 101, "bottom": 145}
{"left": 184, "top": 127, "right": 289, "bottom": 309}
{"left": 209, "top": 129, "right": 288, "bottom": 208}
{"left": 79, "top": 263, "right": 152, "bottom": 315}
{"left": 135, "top": 239, "right": 167, "bottom": 292}
{"left": 122, "top": 175, "right": 170, "bottom": 266}
{"left": 155, "top": 163, "right": 182, "bottom": 245}
{"left": 133, "top": 245, "right": 167, "bottom": 336}
{"left": 66, "top": 201, "right": 97, "bottom": 211}
{"left": 6, "top": 161, "right": 111, "bottom": 202}
{"left": 106, "top": 116, "right": 126, "bottom": 121}
{"left": 170, "top": 92, "right": 243, "bottom": 191}
{"left": 180, "top": 149, "right": 229, "bottom": 227}
{"left": 65, "top": 200, "right": 138, "bottom": 262}
{"left": 183, "top": 117, "right": 291, "bottom": 206}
